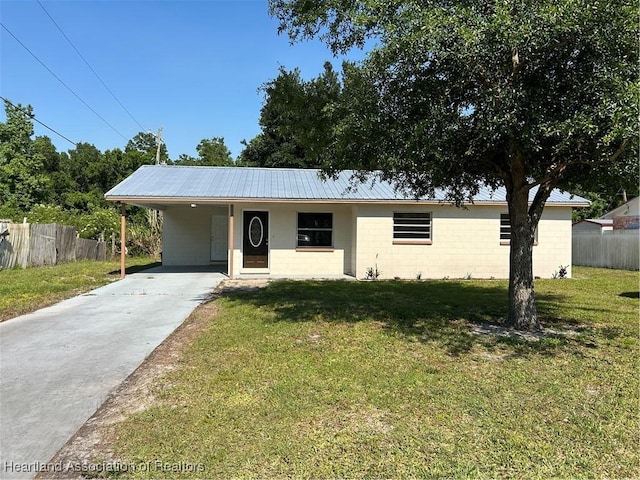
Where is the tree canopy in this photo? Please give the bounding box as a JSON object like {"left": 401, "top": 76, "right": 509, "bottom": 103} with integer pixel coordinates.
{"left": 239, "top": 61, "right": 343, "bottom": 168}
{"left": 125, "top": 131, "right": 169, "bottom": 164}
{"left": 270, "top": 0, "right": 638, "bottom": 329}
{"left": 0, "top": 102, "right": 49, "bottom": 211}
{"left": 174, "top": 137, "right": 234, "bottom": 166}
{"left": 0, "top": 99, "right": 235, "bottom": 247}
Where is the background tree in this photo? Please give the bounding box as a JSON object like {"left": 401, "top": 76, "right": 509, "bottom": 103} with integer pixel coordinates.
{"left": 0, "top": 100, "right": 160, "bottom": 246}
{"left": 239, "top": 62, "right": 342, "bottom": 168}
{"left": 174, "top": 153, "right": 197, "bottom": 165}
{"left": 0, "top": 101, "right": 50, "bottom": 211}
{"left": 572, "top": 186, "right": 639, "bottom": 223}
{"left": 33, "top": 135, "right": 61, "bottom": 175}
{"left": 270, "top": 0, "right": 638, "bottom": 330}
{"left": 174, "top": 137, "right": 233, "bottom": 166}
{"left": 196, "top": 137, "right": 233, "bottom": 166}
{"left": 125, "top": 131, "right": 168, "bottom": 164}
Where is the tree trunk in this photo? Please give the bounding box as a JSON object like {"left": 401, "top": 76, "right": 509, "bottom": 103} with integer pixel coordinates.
{"left": 507, "top": 184, "right": 541, "bottom": 331}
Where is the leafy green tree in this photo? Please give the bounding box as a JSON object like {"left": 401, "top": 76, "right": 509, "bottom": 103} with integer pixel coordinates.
{"left": 196, "top": 137, "right": 233, "bottom": 166}
{"left": 173, "top": 153, "right": 197, "bottom": 165}
{"left": 0, "top": 103, "right": 166, "bottom": 244}
{"left": 125, "top": 131, "right": 168, "bottom": 164}
{"left": 174, "top": 137, "right": 233, "bottom": 166}
{"left": 571, "top": 192, "right": 612, "bottom": 223}
{"left": 239, "top": 62, "right": 342, "bottom": 168}
{"left": 0, "top": 101, "right": 50, "bottom": 210}
{"left": 58, "top": 142, "right": 105, "bottom": 210}
{"left": 33, "top": 135, "right": 61, "bottom": 176}
{"left": 103, "top": 148, "right": 152, "bottom": 190}
{"left": 196, "top": 137, "right": 233, "bottom": 167}
{"left": 270, "top": 0, "right": 638, "bottom": 330}
{"left": 196, "top": 137, "right": 234, "bottom": 167}
{"left": 48, "top": 151, "right": 75, "bottom": 206}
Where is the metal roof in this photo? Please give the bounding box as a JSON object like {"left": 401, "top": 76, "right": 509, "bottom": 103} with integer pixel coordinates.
{"left": 105, "top": 165, "right": 589, "bottom": 206}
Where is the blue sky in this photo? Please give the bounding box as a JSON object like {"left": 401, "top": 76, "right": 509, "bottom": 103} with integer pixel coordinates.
{"left": 0, "top": 0, "right": 367, "bottom": 160}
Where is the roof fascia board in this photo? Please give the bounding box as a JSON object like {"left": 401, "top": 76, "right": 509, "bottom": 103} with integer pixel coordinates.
{"left": 105, "top": 196, "right": 588, "bottom": 208}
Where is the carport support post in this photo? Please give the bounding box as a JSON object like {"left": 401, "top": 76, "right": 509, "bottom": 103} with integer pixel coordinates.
{"left": 228, "top": 205, "right": 234, "bottom": 279}
{"left": 120, "top": 203, "right": 126, "bottom": 278}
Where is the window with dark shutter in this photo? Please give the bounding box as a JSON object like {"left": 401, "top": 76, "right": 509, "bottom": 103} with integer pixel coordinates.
{"left": 393, "top": 212, "right": 432, "bottom": 241}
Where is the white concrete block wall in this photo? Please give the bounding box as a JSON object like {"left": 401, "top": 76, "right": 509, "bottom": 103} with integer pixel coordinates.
{"left": 231, "top": 203, "right": 354, "bottom": 277}
{"left": 350, "top": 205, "right": 358, "bottom": 276}
{"left": 536, "top": 206, "right": 574, "bottom": 278}
{"left": 354, "top": 204, "right": 574, "bottom": 279}
{"left": 162, "top": 205, "right": 227, "bottom": 266}
{"left": 164, "top": 202, "right": 573, "bottom": 279}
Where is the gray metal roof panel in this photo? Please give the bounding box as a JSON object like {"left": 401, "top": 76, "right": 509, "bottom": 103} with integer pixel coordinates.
{"left": 105, "top": 165, "right": 589, "bottom": 205}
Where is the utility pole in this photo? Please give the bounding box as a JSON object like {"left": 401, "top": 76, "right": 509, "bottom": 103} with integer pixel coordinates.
{"left": 154, "top": 126, "right": 165, "bottom": 165}
{"left": 148, "top": 127, "right": 164, "bottom": 253}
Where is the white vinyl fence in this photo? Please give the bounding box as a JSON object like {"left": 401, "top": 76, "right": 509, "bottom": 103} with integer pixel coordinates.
{"left": 572, "top": 230, "right": 639, "bottom": 270}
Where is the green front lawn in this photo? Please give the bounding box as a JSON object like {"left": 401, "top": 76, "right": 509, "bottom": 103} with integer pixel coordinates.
{"left": 0, "top": 257, "right": 159, "bottom": 322}
{"left": 112, "top": 267, "right": 638, "bottom": 478}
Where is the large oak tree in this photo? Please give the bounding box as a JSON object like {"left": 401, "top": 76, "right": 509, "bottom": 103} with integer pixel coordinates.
{"left": 270, "top": 0, "right": 638, "bottom": 330}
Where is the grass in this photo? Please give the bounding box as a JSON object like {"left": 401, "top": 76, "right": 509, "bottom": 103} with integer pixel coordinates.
{"left": 0, "top": 257, "right": 159, "bottom": 322}
{"left": 110, "top": 268, "right": 637, "bottom": 478}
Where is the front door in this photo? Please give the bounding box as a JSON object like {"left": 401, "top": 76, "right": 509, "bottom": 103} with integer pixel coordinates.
{"left": 243, "top": 211, "right": 268, "bottom": 268}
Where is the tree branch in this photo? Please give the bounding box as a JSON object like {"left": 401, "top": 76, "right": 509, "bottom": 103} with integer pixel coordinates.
{"left": 528, "top": 178, "right": 556, "bottom": 226}
{"left": 512, "top": 46, "right": 522, "bottom": 77}
{"left": 528, "top": 136, "right": 633, "bottom": 188}
{"left": 609, "top": 137, "right": 631, "bottom": 163}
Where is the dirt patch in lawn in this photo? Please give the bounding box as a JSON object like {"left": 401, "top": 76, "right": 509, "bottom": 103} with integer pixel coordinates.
{"left": 36, "top": 278, "right": 269, "bottom": 479}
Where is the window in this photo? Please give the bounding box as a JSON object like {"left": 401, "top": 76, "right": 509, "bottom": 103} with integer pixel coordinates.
{"left": 297, "top": 213, "right": 333, "bottom": 247}
{"left": 500, "top": 214, "right": 511, "bottom": 242}
{"left": 500, "top": 213, "right": 538, "bottom": 244}
{"left": 393, "top": 212, "right": 432, "bottom": 242}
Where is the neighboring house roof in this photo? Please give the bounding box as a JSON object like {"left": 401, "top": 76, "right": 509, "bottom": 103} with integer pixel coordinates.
{"left": 571, "top": 218, "right": 613, "bottom": 236}
{"left": 572, "top": 219, "right": 614, "bottom": 228}
{"left": 600, "top": 197, "right": 640, "bottom": 219}
{"left": 105, "top": 165, "right": 590, "bottom": 207}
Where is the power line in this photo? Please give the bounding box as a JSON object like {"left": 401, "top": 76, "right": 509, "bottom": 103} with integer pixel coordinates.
{"left": 36, "top": 0, "right": 147, "bottom": 133}
{"left": 0, "top": 22, "right": 128, "bottom": 141}
{"left": 0, "top": 96, "right": 77, "bottom": 146}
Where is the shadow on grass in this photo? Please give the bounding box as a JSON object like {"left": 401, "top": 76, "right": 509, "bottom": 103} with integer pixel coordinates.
{"left": 226, "top": 280, "right": 611, "bottom": 357}
{"left": 619, "top": 291, "right": 640, "bottom": 299}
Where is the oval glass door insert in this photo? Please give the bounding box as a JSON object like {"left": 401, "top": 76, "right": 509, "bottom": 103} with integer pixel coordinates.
{"left": 249, "top": 216, "right": 264, "bottom": 247}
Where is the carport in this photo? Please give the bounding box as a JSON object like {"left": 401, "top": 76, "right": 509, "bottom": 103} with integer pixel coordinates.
{"left": 116, "top": 202, "right": 235, "bottom": 279}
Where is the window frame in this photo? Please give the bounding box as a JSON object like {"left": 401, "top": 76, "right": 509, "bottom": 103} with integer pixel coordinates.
{"left": 392, "top": 212, "right": 433, "bottom": 245}
{"left": 296, "top": 212, "right": 334, "bottom": 250}
{"left": 500, "top": 213, "right": 538, "bottom": 245}
{"left": 500, "top": 213, "right": 512, "bottom": 244}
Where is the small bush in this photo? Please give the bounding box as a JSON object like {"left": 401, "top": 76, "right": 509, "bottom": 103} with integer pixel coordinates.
{"left": 552, "top": 265, "right": 569, "bottom": 279}
{"left": 364, "top": 265, "right": 381, "bottom": 280}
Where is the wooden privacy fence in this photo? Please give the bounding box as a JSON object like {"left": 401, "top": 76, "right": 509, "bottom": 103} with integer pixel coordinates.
{"left": 572, "top": 230, "right": 639, "bottom": 271}
{"left": 0, "top": 222, "right": 107, "bottom": 269}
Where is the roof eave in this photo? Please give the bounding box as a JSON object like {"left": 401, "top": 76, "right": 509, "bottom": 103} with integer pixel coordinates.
{"left": 105, "top": 195, "right": 588, "bottom": 207}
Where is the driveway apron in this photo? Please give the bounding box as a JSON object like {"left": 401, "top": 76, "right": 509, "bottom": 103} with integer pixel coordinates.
{"left": 0, "top": 267, "right": 224, "bottom": 479}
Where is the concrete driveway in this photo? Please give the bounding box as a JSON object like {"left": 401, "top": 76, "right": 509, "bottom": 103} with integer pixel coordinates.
{"left": 0, "top": 266, "right": 225, "bottom": 479}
